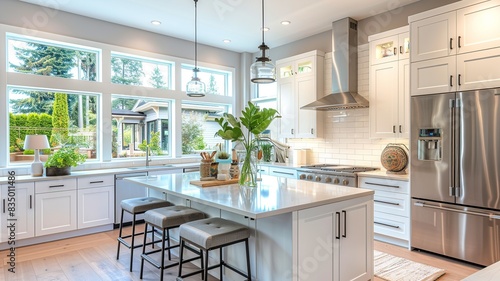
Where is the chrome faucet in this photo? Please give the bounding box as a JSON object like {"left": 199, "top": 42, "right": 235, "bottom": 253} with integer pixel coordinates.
{"left": 146, "top": 146, "right": 151, "bottom": 167}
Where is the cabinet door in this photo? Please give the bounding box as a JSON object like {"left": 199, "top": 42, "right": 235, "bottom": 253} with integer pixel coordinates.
{"left": 296, "top": 75, "right": 317, "bottom": 138}
{"left": 336, "top": 201, "right": 372, "bottom": 281}
{"left": 411, "top": 12, "right": 456, "bottom": 62}
{"left": 78, "top": 186, "right": 114, "bottom": 229}
{"left": 410, "top": 56, "right": 456, "bottom": 96}
{"left": 278, "top": 78, "right": 295, "bottom": 138}
{"left": 370, "top": 34, "right": 400, "bottom": 65}
{"left": 297, "top": 204, "right": 334, "bottom": 281}
{"left": 457, "top": 1, "right": 500, "bottom": 54}
{"left": 457, "top": 48, "right": 500, "bottom": 91}
{"left": 35, "top": 190, "right": 77, "bottom": 236}
{"left": 370, "top": 61, "right": 399, "bottom": 138}
{"left": 398, "top": 59, "right": 410, "bottom": 138}
{"left": 398, "top": 32, "right": 410, "bottom": 60}
{"left": 1, "top": 183, "right": 35, "bottom": 242}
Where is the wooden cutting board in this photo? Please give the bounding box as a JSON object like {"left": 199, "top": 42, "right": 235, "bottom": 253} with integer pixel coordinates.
{"left": 189, "top": 178, "right": 239, "bottom": 187}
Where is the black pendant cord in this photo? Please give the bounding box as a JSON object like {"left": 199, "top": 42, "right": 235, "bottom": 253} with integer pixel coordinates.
{"left": 261, "top": 0, "right": 265, "bottom": 45}
{"left": 194, "top": 0, "right": 199, "bottom": 76}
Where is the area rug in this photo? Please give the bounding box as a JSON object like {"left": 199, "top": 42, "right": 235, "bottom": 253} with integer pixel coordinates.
{"left": 374, "top": 250, "right": 446, "bottom": 281}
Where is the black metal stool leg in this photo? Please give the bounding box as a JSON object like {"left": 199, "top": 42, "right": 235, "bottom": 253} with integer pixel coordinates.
{"left": 177, "top": 239, "right": 185, "bottom": 277}
{"left": 204, "top": 249, "right": 209, "bottom": 281}
{"left": 220, "top": 247, "right": 223, "bottom": 281}
{"left": 166, "top": 228, "right": 172, "bottom": 260}
{"left": 129, "top": 213, "right": 136, "bottom": 272}
{"left": 160, "top": 227, "right": 166, "bottom": 281}
{"left": 140, "top": 222, "right": 148, "bottom": 279}
{"left": 116, "top": 208, "right": 125, "bottom": 260}
{"left": 245, "top": 239, "right": 251, "bottom": 281}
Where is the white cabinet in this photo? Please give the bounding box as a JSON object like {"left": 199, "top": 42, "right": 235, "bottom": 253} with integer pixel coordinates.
{"left": 369, "top": 26, "right": 410, "bottom": 138}
{"left": 77, "top": 175, "right": 114, "bottom": 229}
{"left": 35, "top": 179, "right": 77, "bottom": 236}
{"left": 370, "top": 26, "right": 409, "bottom": 65}
{"left": 296, "top": 195, "right": 373, "bottom": 281}
{"left": 277, "top": 50, "right": 324, "bottom": 138}
{"left": 410, "top": 0, "right": 500, "bottom": 95}
{"left": 1, "top": 182, "right": 35, "bottom": 242}
{"left": 359, "top": 176, "right": 410, "bottom": 248}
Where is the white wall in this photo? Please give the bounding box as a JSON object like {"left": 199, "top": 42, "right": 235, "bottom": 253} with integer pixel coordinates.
{"left": 287, "top": 44, "right": 409, "bottom": 169}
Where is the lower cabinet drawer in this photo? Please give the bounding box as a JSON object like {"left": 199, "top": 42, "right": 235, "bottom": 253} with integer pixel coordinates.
{"left": 374, "top": 213, "right": 410, "bottom": 241}
{"left": 374, "top": 190, "right": 410, "bottom": 217}
{"left": 35, "top": 178, "right": 77, "bottom": 194}
{"left": 359, "top": 177, "right": 409, "bottom": 194}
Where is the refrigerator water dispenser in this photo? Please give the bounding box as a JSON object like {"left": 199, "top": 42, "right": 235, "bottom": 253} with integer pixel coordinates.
{"left": 417, "top": 128, "right": 442, "bottom": 161}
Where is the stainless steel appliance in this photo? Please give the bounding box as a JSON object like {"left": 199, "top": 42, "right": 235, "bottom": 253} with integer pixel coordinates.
{"left": 411, "top": 89, "right": 500, "bottom": 266}
{"left": 296, "top": 164, "right": 378, "bottom": 187}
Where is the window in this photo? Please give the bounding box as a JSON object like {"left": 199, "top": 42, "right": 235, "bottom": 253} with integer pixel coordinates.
{"left": 111, "top": 52, "right": 173, "bottom": 89}
{"left": 8, "top": 35, "right": 99, "bottom": 81}
{"left": 112, "top": 95, "right": 172, "bottom": 158}
{"left": 252, "top": 83, "right": 278, "bottom": 139}
{"left": 181, "top": 65, "right": 232, "bottom": 96}
{"left": 9, "top": 88, "right": 98, "bottom": 164}
{"left": 181, "top": 102, "right": 228, "bottom": 156}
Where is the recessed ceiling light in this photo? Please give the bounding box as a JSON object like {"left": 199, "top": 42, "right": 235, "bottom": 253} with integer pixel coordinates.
{"left": 281, "top": 21, "right": 291, "bottom": 25}
{"left": 223, "top": 39, "right": 231, "bottom": 43}
{"left": 151, "top": 20, "right": 161, "bottom": 25}
{"left": 261, "top": 27, "right": 270, "bottom": 32}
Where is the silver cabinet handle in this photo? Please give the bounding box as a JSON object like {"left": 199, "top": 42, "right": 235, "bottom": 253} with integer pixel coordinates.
{"left": 90, "top": 181, "right": 104, "bottom": 184}
{"left": 335, "top": 212, "right": 341, "bottom": 239}
{"left": 342, "top": 210, "right": 347, "bottom": 238}
{"left": 49, "top": 185, "right": 65, "bottom": 188}
{"left": 375, "top": 221, "right": 400, "bottom": 229}
{"left": 374, "top": 199, "right": 400, "bottom": 206}
{"left": 2, "top": 199, "right": 4, "bottom": 213}
{"left": 365, "top": 182, "right": 400, "bottom": 189}
{"left": 30, "top": 195, "right": 33, "bottom": 209}
{"left": 414, "top": 201, "right": 500, "bottom": 220}
{"left": 272, "top": 171, "right": 294, "bottom": 176}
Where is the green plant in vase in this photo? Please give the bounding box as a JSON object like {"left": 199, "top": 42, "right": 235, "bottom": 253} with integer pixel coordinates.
{"left": 215, "top": 102, "right": 280, "bottom": 187}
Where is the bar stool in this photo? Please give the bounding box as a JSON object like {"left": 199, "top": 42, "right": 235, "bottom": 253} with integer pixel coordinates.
{"left": 140, "top": 205, "right": 205, "bottom": 281}
{"left": 177, "top": 217, "right": 251, "bottom": 281}
{"left": 117, "top": 197, "right": 173, "bottom": 271}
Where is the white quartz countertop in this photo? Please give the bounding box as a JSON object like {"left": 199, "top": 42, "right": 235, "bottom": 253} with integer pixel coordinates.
{"left": 125, "top": 172, "right": 374, "bottom": 219}
{"left": 0, "top": 163, "right": 199, "bottom": 184}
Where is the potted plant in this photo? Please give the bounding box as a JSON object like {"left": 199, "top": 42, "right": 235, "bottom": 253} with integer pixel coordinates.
{"left": 44, "top": 145, "right": 87, "bottom": 176}
{"left": 215, "top": 102, "right": 280, "bottom": 187}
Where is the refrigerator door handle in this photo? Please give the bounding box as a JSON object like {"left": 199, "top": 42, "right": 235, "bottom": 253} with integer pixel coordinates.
{"left": 449, "top": 98, "right": 456, "bottom": 197}
{"left": 413, "top": 201, "right": 500, "bottom": 220}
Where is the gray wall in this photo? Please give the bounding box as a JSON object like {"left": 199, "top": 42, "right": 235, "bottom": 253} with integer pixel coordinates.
{"left": 265, "top": 0, "right": 460, "bottom": 61}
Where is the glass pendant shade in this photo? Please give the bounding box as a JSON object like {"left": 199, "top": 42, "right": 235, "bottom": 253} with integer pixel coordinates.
{"left": 251, "top": 0, "right": 275, "bottom": 84}
{"left": 186, "top": 69, "right": 206, "bottom": 97}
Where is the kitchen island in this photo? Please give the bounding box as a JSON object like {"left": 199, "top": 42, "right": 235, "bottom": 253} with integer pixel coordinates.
{"left": 125, "top": 172, "right": 374, "bottom": 281}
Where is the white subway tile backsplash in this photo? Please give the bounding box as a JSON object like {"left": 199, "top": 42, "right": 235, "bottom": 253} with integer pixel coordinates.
{"left": 286, "top": 44, "right": 408, "bottom": 168}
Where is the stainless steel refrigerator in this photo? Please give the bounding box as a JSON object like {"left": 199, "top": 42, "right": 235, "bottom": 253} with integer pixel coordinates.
{"left": 411, "top": 89, "right": 500, "bottom": 266}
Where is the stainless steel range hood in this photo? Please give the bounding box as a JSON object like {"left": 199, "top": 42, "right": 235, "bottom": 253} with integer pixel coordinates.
{"left": 302, "top": 17, "right": 368, "bottom": 110}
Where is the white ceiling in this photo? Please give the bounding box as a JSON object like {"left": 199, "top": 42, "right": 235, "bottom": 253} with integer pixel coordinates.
{"left": 21, "top": 0, "right": 419, "bottom": 53}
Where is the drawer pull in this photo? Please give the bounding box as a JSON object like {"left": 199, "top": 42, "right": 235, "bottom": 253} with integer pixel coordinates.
{"left": 335, "top": 212, "right": 341, "bottom": 239}
{"left": 375, "top": 221, "right": 400, "bottom": 229}
{"left": 365, "top": 182, "right": 400, "bottom": 189}
{"left": 2, "top": 199, "right": 5, "bottom": 213}
{"left": 49, "top": 185, "right": 65, "bottom": 188}
{"left": 90, "top": 181, "right": 104, "bottom": 184}
{"left": 374, "top": 199, "right": 400, "bottom": 206}
{"left": 272, "top": 171, "right": 294, "bottom": 176}
{"left": 30, "top": 195, "right": 33, "bottom": 209}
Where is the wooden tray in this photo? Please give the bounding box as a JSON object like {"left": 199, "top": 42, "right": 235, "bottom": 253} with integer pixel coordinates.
{"left": 189, "top": 178, "right": 238, "bottom": 187}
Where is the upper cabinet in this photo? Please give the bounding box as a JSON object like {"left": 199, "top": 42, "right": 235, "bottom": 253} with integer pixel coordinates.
{"left": 370, "top": 26, "right": 410, "bottom": 65}
{"left": 369, "top": 26, "right": 410, "bottom": 139}
{"left": 410, "top": 0, "right": 500, "bottom": 95}
{"left": 277, "top": 50, "right": 324, "bottom": 139}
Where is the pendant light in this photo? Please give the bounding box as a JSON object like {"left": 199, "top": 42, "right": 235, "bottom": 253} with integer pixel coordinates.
{"left": 186, "top": 0, "right": 206, "bottom": 97}
{"left": 250, "top": 0, "right": 276, "bottom": 83}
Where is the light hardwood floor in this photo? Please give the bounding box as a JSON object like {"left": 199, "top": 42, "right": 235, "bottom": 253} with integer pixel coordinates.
{"left": 0, "top": 227, "right": 482, "bottom": 281}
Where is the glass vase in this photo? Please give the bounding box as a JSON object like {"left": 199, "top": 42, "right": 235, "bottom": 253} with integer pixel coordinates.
{"left": 239, "top": 148, "right": 258, "bottom": 188}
